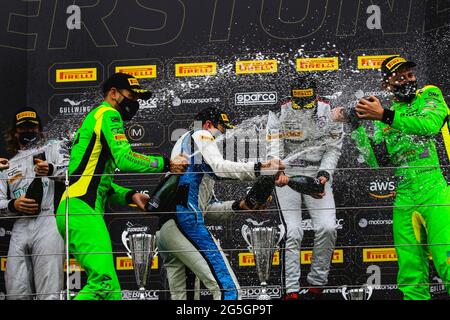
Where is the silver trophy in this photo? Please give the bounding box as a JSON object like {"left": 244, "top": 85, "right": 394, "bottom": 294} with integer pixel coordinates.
{"left": 241, "top": 224, "right": 285, "bottom": 300}
{"left": 341, "top": 284, "right": 373, "bottom": 300}
{"left": 129, "top": 233, "right": 157, "bottom": 300}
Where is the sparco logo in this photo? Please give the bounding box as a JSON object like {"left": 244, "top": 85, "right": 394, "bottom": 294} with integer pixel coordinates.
{"left": 241, "top": 286, "right": 281, "bottom": 299}
{"left": 172, "top": 96, "right": 220, "bottom": 106}
{"left": 235, "top": 92, "right": 278, "bottom": 106}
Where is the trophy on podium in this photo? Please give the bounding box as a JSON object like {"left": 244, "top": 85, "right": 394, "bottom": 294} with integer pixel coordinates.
{"left": 341, "top": 284, "right": 373, "bottom": 300}
{"left": 129, "top": 233, "right": 157, "bottom": 300}
{"left": 241, "top": 224, "right": 285, "bottom": 300}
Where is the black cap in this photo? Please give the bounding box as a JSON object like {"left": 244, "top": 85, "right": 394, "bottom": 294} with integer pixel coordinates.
{"left": 290, "top": 78, "right": 317, "bottom": 109}
{"left": 14, "top": 107, "right": 41, "bottom": 128}
{"left": 381, "top": 55, "right": 416, "bottom": 79}
{"left": 194, "top": 107, "right": 235, "bottom": 129}
{"left": 102, "top": 73, "right": 152, "bottom": 99}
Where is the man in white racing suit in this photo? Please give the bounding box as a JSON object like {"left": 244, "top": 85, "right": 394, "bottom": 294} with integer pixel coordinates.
{"left": 266, "top": 80, "right": 344, "bottom": 299}
{"left": 156, "top": 107, "right": 285, "bottom": 300}
{"left": 0, "top": 108, "right": 68, "bottom": 300}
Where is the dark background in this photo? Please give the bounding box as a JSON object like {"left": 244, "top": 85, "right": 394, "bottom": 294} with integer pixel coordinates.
{"left": 0, "top": 0, "right": 449, "bottom": 300}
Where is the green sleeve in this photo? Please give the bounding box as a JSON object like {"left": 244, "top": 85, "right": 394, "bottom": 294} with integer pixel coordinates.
{"left": 351, "top": 125, "right": 380, "bottom": 168}
{"left": 390, "top": 86, "right": 448, "bottom": 136}
{"left": 108, "top": 182, "right": 135, "bottom": 205}
{"left": 101, "top": 109, "right": 168, "bottom": 173}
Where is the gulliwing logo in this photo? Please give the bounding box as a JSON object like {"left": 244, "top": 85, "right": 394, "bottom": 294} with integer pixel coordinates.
{"left": 235, "top": 91, "right": 278, "bottom": 106}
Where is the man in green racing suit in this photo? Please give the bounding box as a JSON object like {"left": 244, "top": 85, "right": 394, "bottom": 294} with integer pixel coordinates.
{"left": 333, "top": 55, "right": 450, "bottom": 299}
{"left": 56, "top": 73, "right": 188, "bottom": 300}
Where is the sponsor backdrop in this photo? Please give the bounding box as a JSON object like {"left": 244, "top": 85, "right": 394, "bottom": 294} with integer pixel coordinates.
{"left": 0, "top": 0, "right": 449, "bottom": 300}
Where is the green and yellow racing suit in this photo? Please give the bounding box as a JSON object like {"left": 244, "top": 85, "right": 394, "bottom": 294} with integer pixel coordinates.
{"left": 352, "top": 85, "right": 450, "bottom": 300}
{"left": 56, "top": 101, "right": 168, "bottom": 300}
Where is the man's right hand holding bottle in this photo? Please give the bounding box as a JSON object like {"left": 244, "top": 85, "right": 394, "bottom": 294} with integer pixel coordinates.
{"left": 14, "top": 195, "right": 39, "bottom": 215}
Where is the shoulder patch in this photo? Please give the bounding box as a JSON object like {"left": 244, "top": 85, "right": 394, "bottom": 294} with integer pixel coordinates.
{"left": 198, "top": 135, "right": 215, "bottom": 141}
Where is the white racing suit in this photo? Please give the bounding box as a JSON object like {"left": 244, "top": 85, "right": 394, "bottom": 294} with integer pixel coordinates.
{"left": 266, "top": 99, "right": 344, "bottom": 293}
{"left": 156, "top": 129, "right": 256, "bottom": 300}
{"left": 0, "top": 140, "right": 69, "bottom": 300}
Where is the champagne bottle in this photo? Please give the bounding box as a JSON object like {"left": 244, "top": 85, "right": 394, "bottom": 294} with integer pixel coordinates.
{"left": 25, "top": 176, "right": 43, "bottom": 215}
{"left": 25, "top": 152, "right": 46, "bottom": 215}
{"left": 146, "top": 174, "right": 180, "bottom": 213}
{"left": 244, "top": 176, "right": 275, "bottom": 208}
{"left": 288, "top": 175, "right": 324, "bottom": 195}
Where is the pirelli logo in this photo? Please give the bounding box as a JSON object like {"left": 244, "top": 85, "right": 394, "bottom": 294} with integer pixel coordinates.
{"left": 114, "top": 134, "right": 127, "bottom": 141}
{"left": 175, "top": 62, "right": 217, "bottom": 77}
{"left": 386, "top": 57, "right": 406, "bottom": 70}
{"left": 292, "top": 89, "right": 314, "bottom": 98}
{"left": 16, "top": 111, "right": 36, "bottom": 120}
{"left": 115, "top": 65, "right": 157, "bottom": 79}
{"left": 1, "top": 258, "right": 6, "bottom": 271}
{"left": 296, "top": 57, "right": 339, "bottom": 72}
{"left": 236, "top": 59, "right": 278, "bottom": 74}
{"left": 358, "top": 55, "right": 393, "bottom": 69}
{"left": 239, "top": 251, "right": 280, "bottom": 266}
{"left": 301, "top": 250, "right": 343, "bottom": 264}
{"left": 116, "top": 256, "right": 158, "bottom": 270}
{"left": 363, "top": 248, "right": 397, "bottom": 262}
{"left": 56, "top": 68, "right": 97, "bottom": 83}
{"left": 64, "top": 259, "right": 84, "bottom": 271}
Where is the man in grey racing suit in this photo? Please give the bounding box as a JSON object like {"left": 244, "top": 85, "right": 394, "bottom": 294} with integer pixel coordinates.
{"left": 266, "top": 80, "right": 344, "bottom": 299}
{"left": 156, "top": 107, "right": 285, "bottom": 300}
{"left": 0, "top": 108, "right": 68, "bottom": 300}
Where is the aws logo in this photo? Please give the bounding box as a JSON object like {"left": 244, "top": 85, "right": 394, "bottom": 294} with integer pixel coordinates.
{"left": 368, "top": 181, "right": 396, "bottom": 199}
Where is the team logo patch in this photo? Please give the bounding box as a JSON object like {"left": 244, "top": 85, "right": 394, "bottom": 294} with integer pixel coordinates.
{"left": 128, "top": 78, "right": 140, "bottom": 86}
{"left": 386, "top": 57, "right": 407, "bottom": 70}
{"left": 114, "top": 134, "right": 127, "bottom": 141}
{"left": 221, "top": 114, "right": 230, "bottom": 122}
{"left": 199, "top": 135, "right": 215, "bottom": 141}
{"left": 16, "top": 111, "right": 36, "bottom": 120}
{"left": 292, "top": 89, "right": 314, "bottom": 98}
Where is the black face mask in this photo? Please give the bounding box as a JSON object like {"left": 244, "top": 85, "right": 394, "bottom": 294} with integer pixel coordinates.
{"left": 392, "top": 80, "right": 417, "bottom": 103}
{"left": 18, "top": 132, "right": 39, "bottom": 146}
{"left": 117, "top": 93, "right": 140, "bottom": 121}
